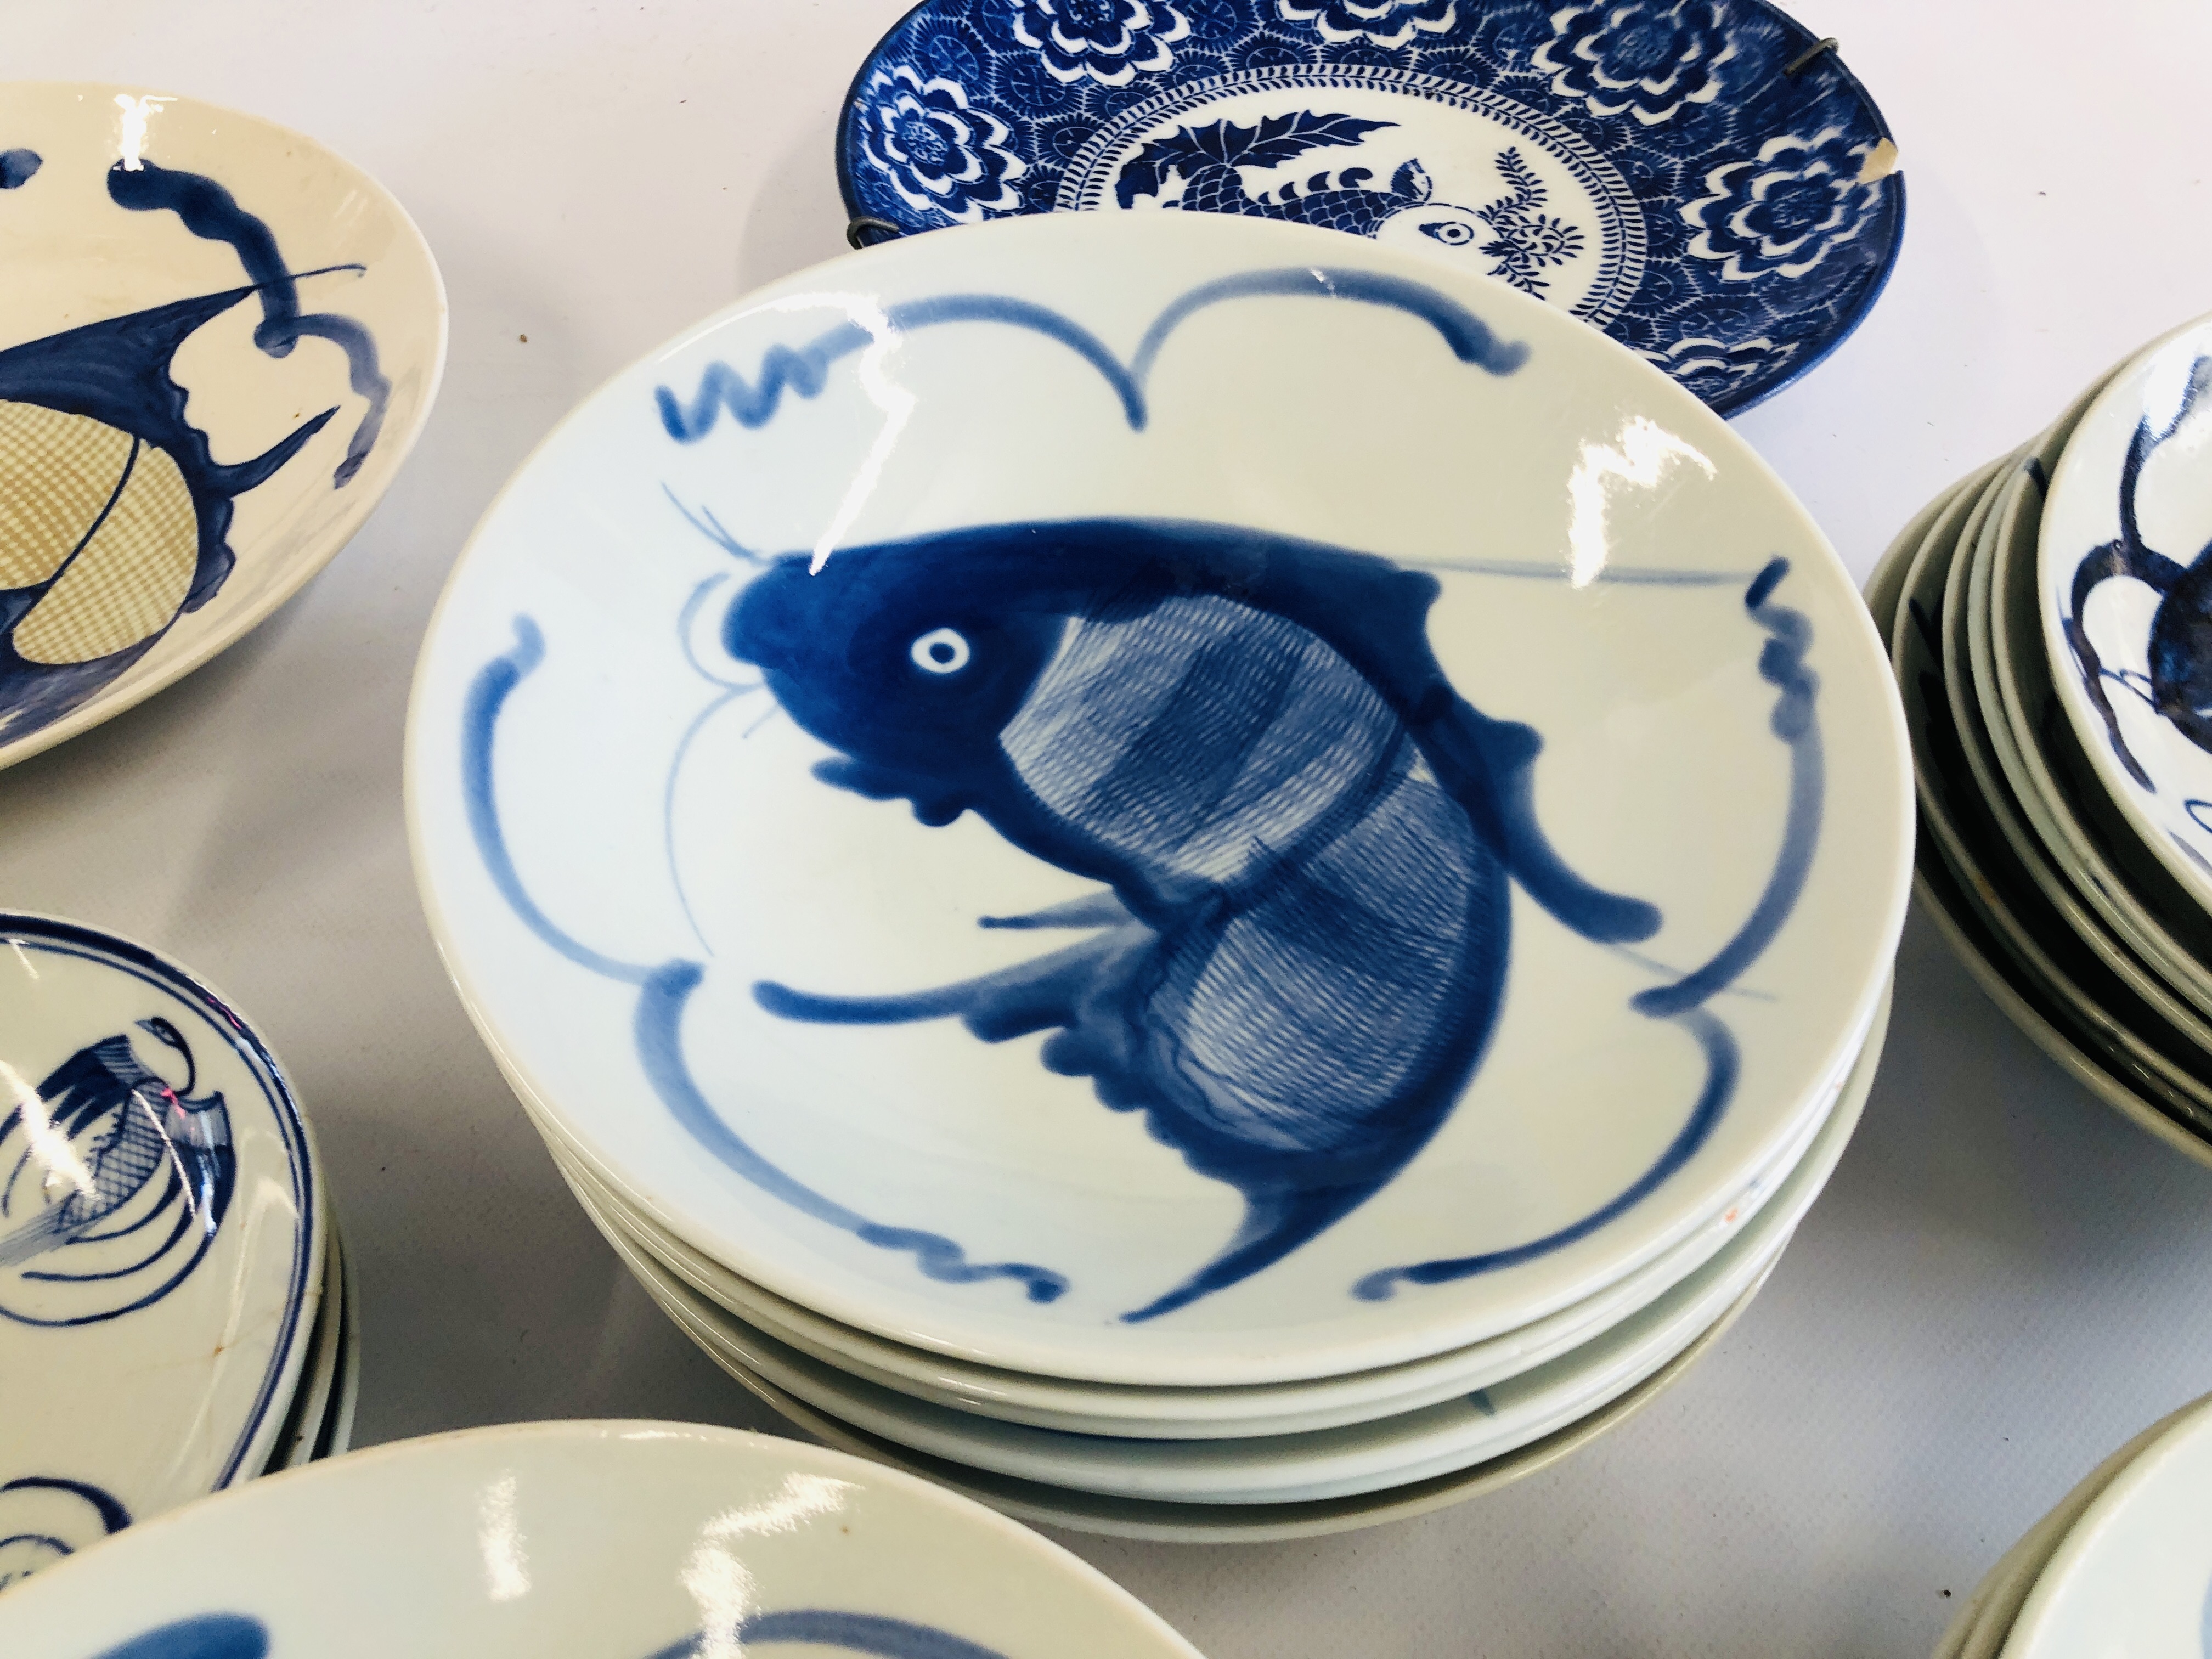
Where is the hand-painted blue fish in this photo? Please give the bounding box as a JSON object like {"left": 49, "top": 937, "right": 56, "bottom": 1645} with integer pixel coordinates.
{"left": 725, "top": 517, "right": 1661, "bottom": 1322}
{"left": 0, "top": 154, "right": 387, "bottom": 749}
{"left": 0, "top": 1018, "right": 234, "bottom": 1327}
{"left": 2064, "top": 351, "right": 2212, "bottom": 789}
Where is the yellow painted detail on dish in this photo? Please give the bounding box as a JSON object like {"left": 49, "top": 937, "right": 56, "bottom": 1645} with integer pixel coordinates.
{"left": 14, "top": 441, "right": 199, "bottom": 665}
{"left": 0, "top": 400, "right": 137, "bottom": 591}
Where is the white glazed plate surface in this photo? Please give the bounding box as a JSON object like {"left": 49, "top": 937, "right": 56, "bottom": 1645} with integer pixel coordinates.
{"left": 0, "top": 913, "right": 322, "bottom": 1589}
{"left": 408, "top": 209, "right": 1910, "bottom": 1385}
{"left": 0, "top": 82, "right": 445, "bottom": 772}
{"left": 0, "top": 1420, "right": 1205, "bottom": 1659}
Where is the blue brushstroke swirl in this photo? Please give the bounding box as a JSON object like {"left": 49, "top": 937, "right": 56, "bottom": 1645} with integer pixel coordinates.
{"left": 653, "top": 267, "right": 1526, "bottom": 443}
{"left": 462, "top": 618, "right": 1069, "bottom": 1303}
{"left": 107, "top": 160, "right": 391, "bottom": 485}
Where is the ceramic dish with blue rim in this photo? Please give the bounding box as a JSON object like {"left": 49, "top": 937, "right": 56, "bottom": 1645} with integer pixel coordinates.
{"left": 533, "top": 1015, "right": 1854, "bottom": 1438}
{"left": 0, "top": 82, "right": 445, "bottom": 775}
{"left": 0, "top": 1421, "right": 1207, "bottom": 1659}
{"left": 836, "top": 0, "right": 1902, "bottom": 414}
{"left": 406, "top": 208, "right": 1909, "bottom": 1387}
{"left": 2040, "top": 313, "right": 2212, "bottom": 916}
{"left": 0, "top": 913, "right": 324, "bottom": 1593}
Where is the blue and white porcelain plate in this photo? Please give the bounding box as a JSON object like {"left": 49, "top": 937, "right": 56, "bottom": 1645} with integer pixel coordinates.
{"left": 405, "top": 210, "right": 1909, "bottom": 1386}
{"left": 2040, "top": 314, "right": 2212, "bottom": 917}
{"left": 0, "top": 1421, "right": 1205, "bottom": 1659}
{"left": 837, "top": 0, "right": 1903, "bottom": 413}
{"left": 0, "top": 83, "right": 446, "bottom": 776}
{"left": 0, "top": 914, "right": 323, "bottom": 1592}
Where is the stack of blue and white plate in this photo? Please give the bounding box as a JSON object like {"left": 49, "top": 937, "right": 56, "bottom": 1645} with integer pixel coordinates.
{"left": 1874, "top": 314, "right": 2212, "bottom": 1167}
{"left": 0, "top": 915, "right": 355, "bottom": 1594}
{"left": 406, "top": 206, "right": 1911, "bottom": 1540}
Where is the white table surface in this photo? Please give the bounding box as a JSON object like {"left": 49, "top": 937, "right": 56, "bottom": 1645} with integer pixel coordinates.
{"left": 7, "top": 3, "right": 2212, "bottom": 1653}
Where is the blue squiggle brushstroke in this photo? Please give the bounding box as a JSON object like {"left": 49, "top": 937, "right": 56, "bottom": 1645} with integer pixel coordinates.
{"left": 1634, "top": 558, "right": 1822, "bottom": 1018}
{"left": 462, "top": 618, "right": 1069, "bottom": 1303}
{"left": 1126, "top": 266, "right": 1528, "bottom": 383}
{"left": 1355, "top": 558, "right": 1821, "bottom": 1300}
{"left": 653, "top": 268, "right": 1525, "bottom": 443}
{"left": 644, "top": 1610, "right": 1011, "bottom": 1659}
{"left": 1353, "top": 1008, "right": 1737, "bottom": 1300}
{"left": 107, "top": 160, "right": 391, "bottom": 485}
{"left": 91, "top": 1615, "right": 267, "bottom": 1659}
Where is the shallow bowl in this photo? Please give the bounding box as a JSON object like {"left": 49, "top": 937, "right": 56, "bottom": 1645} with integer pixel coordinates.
{"left": 0, "top": 913, "right": 324, "bottom": 1590}
{"left": 406, "top": 207, "right": 1909, "bottom": 1387}
{"left": 0, "top": 82, "right": 445, "bottom": 771}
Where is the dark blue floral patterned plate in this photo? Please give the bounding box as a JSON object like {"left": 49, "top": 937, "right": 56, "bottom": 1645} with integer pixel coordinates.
{"left": 837, "top": 0, "right": 1903, "bottom": 414}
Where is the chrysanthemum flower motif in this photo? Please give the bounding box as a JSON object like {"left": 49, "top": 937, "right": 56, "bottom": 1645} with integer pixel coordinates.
{"left": 1533, "top": 1, "right": 1737, "bottom": 125}
{"left": 1274, "top": 0, "right": 1457, "bottom": 48}
{"left": 859, "top": 66, "right": 1029, "bottom": 223}
{"left": 1012, "top": 0, "right": 1193, "bottom": 88}
{"left": 1639, "top": 334, "right": 1796, "bottom": 397}
{"left": 1682, "top": 127, "right": 1880, "bottom": 281}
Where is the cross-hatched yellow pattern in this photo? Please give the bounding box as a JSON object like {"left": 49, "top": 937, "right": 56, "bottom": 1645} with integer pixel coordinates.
{"left": 0, "top": 400, "right": 136, "bottom": 591}
{"left": 14, "top": 442, "right": 199, "bottom": 666}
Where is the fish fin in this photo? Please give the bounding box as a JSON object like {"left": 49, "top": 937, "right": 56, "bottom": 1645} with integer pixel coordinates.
{"left": 978, "top": 890, "right": 1132, "bottom": 930}
{"left": 753, "top": 929, "right": 1142, "bottom": 1037}
{"left": 0, "top": 1204, "right": 72, "bottom": 1270}
{"left": 1421, "top": 693, "right": 1661, "bottom": 943}
{"left": 203, "top": 404, "right": 336, "bottom": 496}
{"left": 1120, "top": 1184, "right": 1381, "bottom": 1324}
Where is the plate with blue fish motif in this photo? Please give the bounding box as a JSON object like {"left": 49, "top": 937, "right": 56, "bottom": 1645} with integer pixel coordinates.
{"left": 0, "top": 913, "right": 324, "bottom": 1593}
{"left": 405, "top": 208, "right": 1909, "bottom": 1387}
{"left": 2039, "top": 313, "right": 2212, "bottom": 918}
{"left": 836, "top": 0, "right": 1903, "bottom": 415}
{"left": 0, "top": 83, "right": 445, "bottom": 776}
{"left": 0, "top": 1421, "right": 1206, "bottom": 1659}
